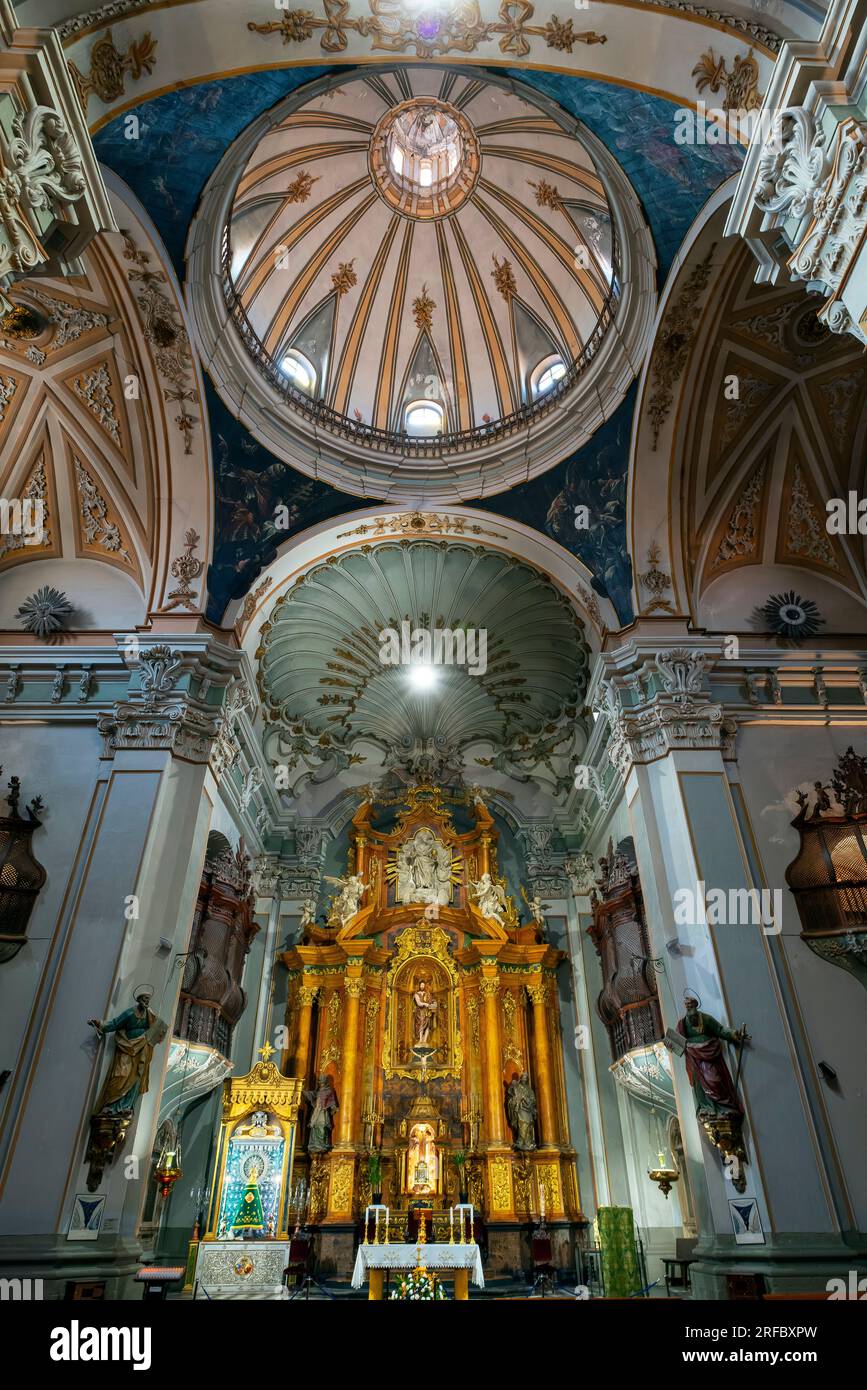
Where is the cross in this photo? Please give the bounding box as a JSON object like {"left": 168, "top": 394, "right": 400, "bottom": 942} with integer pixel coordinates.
{"left": 258, "top": 1040, "right": 275, "bottom": 1062}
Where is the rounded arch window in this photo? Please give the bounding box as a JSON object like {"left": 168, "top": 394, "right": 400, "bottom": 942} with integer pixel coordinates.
{"left": 405, "top": 400, "right": 444, "bottom": 436}
{"left": 281, "top": 349, "right": 316, "bottom": 395}
{"left": 531, "top": 356, "right": 567, "bottom": 399}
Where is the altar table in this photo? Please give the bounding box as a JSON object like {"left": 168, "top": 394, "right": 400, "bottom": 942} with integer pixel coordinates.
{"left": 352, "top": 1243, "right": 485, "bottom": 1300}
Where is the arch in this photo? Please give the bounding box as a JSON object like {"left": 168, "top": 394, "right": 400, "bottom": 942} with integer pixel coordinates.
{"left": 628, "top": 175, "right": 867, "bottom": 634}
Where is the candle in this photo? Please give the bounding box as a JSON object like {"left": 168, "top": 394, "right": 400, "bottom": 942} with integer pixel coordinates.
{"left": 363, "top": 1207, "right": 370, "bottom": 1245}
{"left": 449, "top": 1206, "right": 454, "bottom": 1244}
{"left": 384, "top": 1208, "right": 389, "bottom": 1245}
{"left": 540, "top": 1187, "right": 546, "bottom": 1220}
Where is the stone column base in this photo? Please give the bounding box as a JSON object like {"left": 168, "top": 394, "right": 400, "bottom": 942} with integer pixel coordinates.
{"left": 0, "top": 1234, "right": 144, "bottom": 1300}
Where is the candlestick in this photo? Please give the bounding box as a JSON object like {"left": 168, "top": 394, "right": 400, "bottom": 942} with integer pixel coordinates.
{"left": 363, "top": 1206, "right": 370, "bottom": 1245}
{"left": 449, "top": 1206, "right": 454, "bottom": 1245}
{"left": 373, "top": 1208, "right": 380, "bottom": 1245}
{"left": 459, "top": 1208, "right": 465, "bottom": 1245}
{"left": 469, "top": 1205, "right": 475, "bottom": 1246}
{"left": 384, "top": 1207, "right": 390, "bottom": 1245}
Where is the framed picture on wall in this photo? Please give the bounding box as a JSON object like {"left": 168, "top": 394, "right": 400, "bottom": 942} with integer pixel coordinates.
{"left": 67, "top": 1194, "right": 106, "bottom": 1241}
{"left": 729, "top": 1198, "right": 765, "bottom": 1245}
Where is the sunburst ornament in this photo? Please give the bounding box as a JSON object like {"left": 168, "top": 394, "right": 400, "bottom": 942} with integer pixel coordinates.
{"left": 757, "top": 590, "right": 825, "bottom": 641}
{"left": 16, "top": 586, "right": 74, "bottom": 638}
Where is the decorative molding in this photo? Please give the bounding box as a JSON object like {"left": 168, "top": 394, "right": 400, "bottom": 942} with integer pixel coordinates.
{"left": 491, "top": 253, "right": 516, "bottom": 301}
{"left": 564, "top": 851, "right": 595, "bottom": 897}
{"left": 712, "top": 458, "right": 766, "bottom": 568}
{"left": 336, "top": 510, "right": 507, "bottom": 540}
{"left": 69, "top": 28, "right": 157, "bottom": 110}
{"left": 73, "top": 455, "right": 131, "bottom": 561}
{"left": 647, "top": 247, "right": 715, "bottom": 449}
{"left": 692, "top": 47, "right": 762, "bottom": 113}
{"left": 120, "top": 229, "right": 199, "bottom": 454}
{"left": 247, "top": 1, "right": 606, "bottom": 60}
{"left": 752, "top": 109, "right": 867, "bottom": 344}
{"left": 412, "top": 284, "right": 435, "bottom": 332}
{"left": 24, "top": 286, "right": 109, "bottom": 347}
{"left": 638, "top": 542, "right": 674, "bottom": 614}
{"left": 331, "top": 259, "right": 357, "bottom": 296}
{"left": 162, "top": 527, "right": 204, "bottom": 612}
{"left": 72, "top": 361, "right": 120, "bottom": 446}
{"left": 784, "top": 462, "right": 838, "bottom": 570}
{"left": 287, "top": 170, "right": 319, "bottom": 204}
{"left": 236, "top": 576, "right": 273, "bottom": 635}
{"left": 594, "top": 649, "right": 724, "bottom": 780}
{"left": 0, "top": 106, "right": 87, "bottom": 298}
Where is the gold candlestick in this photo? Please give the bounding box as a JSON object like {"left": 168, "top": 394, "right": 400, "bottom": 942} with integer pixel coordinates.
{"left": 384, "top": 1208, "right": 390, "bottom": 1245}
{"left": 449, "top": 1206, "right": 455, "bottom": 1245}
{"left": 373, "top": 1209, "right": 380, "bottom": 1245}
{"left": 469, "top": 1207, "right": 475, "bottom": 1245}
{"left": 459, "top": 1209, "right": 466, "bottom": 1245}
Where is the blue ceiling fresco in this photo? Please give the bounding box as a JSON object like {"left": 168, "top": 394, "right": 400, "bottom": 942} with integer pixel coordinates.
{"left": 94, "top": 63, "right": 743, "bottom": 625}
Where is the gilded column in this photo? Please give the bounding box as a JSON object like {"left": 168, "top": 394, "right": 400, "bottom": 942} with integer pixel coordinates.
{"left": 480, "top": 972, "right": 504, "bottom": 1143}
{"left": 292, "top": 984, "right": 319, "bottom": 1081}
{"left": 338, "top": 975, "right": 365, "bottom": 1145}
{"left": 527, "top": 980, "right": 558, "bottom": 1146}
{"left": 355, "top": 832, "right": 367, "bottom": 876}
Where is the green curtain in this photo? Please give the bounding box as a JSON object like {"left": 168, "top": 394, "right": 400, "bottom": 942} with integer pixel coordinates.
{"left": 597, "top": 1206, "right": 640, "bottom": 1298}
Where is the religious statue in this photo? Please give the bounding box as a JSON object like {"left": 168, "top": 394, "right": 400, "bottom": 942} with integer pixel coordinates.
{"left": 88, "top": 988, "right": 166, "bottom": 1117}
{"left": 396, "top": 828, "right": 453, "bottom": 906}
{"left": 232, "top": 1156, "right": 266, "bottom": 1234}
{"left": 507, "top": 1072, "right": 538, "bottom": 1151}
{"left": 324, "top": 872, "right": 368, "bottom": 928}
{"left": 84, "top": 987, "right": 168, "bottom": 1190}
{"left": 677, "top": 994, "right": 749, "bottom": 1119}
{"left": 469, "top": 871, "right": 508, "bottom": 928}
{"left": 412, "top": 977, "right": 437, "bottom": 1045}
{"left": 299, "top": 897, "right": 317, "bottom": 932}
{"left": 304, "top": 1073, "right": 339, "bottom": 1152}
{"left": 408, "top": 1122, "right": 438, "bottom": 1194}
{"left": 521, "top": 885, "right": 551, "bottom": 936}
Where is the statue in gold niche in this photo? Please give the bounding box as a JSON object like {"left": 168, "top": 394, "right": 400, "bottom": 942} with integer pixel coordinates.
{"left": 396, "top": 827, "right": 453, "bottom": 906}
{"left": 413, "top": 977, "right": 437, "bottom": 1045}
{"left": 408, "top": 1122, "right": 438, "bottom": 1195}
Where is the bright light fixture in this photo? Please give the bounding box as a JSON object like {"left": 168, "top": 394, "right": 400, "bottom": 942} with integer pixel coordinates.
{"left": 408, "top": 663, "right": 438, "bottom": 691}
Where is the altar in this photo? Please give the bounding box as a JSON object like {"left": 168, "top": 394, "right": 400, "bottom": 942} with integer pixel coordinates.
{"left": 351, "top": 1242, "right": 484, "bottom": 1301}
{"left": 281, "top": 784, "right": 582, "bottom": 1280}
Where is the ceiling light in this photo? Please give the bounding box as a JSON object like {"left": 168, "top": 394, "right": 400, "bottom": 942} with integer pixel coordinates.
{"left": 408, "top": 664, "right": 438, "bottom": 691}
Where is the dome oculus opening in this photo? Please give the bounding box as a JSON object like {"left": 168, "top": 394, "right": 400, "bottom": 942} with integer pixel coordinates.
{"left": 370, "top": 97, "right": 480, "bottom": 220}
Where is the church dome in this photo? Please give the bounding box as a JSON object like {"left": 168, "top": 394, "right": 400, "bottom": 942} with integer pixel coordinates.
{"left": 188, "top": 65, "right": 655, "bottom": 503}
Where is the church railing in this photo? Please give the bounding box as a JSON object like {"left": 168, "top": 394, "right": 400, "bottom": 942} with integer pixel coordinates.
{"left": 219, "top": 226, "right": 621, "bottom": 460}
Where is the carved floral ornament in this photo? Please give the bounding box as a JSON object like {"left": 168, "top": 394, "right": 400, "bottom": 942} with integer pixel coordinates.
{"left": 753, "top": 108, "right": 867, "bottom": 341}
{"left": 593, "top": 648, "right": 730, "bottom": 779}
{"left": 248, "top": 0, "right": 607, "bottom": 59}
{"left": 0, "top": 106, "right": 87, "bottom": 302}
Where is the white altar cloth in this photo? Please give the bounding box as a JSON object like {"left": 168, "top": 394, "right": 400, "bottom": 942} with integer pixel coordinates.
{"left": 351, "top": 1242, "right": 484, "bottom": 1289}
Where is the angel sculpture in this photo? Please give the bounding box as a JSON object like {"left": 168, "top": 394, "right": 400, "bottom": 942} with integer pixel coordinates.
{"left": 324, "top": 872, "right": 368, "bottom": 928}
{"left": 469, "top": 871, "right": 508, "bottom": 928}
{"left": 299, "top": 897, "right": 317, "bottom": 931}
{"left": 521, "top": 885, "right": 551, "bottom": 936}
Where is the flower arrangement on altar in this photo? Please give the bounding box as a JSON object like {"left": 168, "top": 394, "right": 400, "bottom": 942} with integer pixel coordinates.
{"left": 390, "top": 1266, "right": 448, "bottom": 1301}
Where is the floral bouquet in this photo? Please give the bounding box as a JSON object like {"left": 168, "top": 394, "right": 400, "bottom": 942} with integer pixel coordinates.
{"left": 390, "top": 1267, "right": 448, "bottom": 1301}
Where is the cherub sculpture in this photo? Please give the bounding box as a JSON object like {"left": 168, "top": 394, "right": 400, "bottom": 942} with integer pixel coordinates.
{"left": 469, "top": 872, "right": 508, "bottom": 928}
{"left": 520, "top": 884, "right": 551, "bottom": 935}
{"left": 324, "top": 872, "right": 368, "bottom": 928}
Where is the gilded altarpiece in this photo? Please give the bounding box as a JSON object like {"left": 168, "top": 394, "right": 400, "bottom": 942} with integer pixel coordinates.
{"left": 280, "top": 787, "right": 581, "bottom": 1277}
